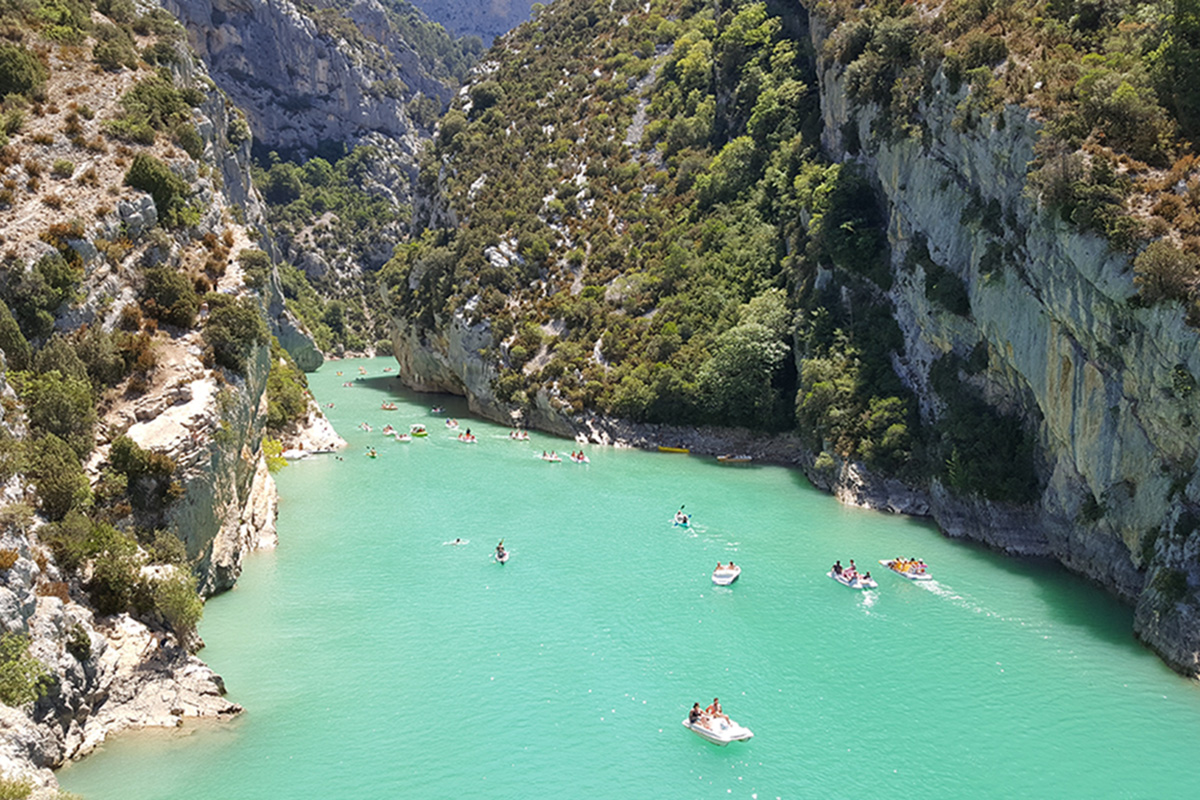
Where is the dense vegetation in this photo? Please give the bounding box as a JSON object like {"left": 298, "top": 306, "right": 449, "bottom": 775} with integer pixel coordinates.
{"left": 819, "top": 0, "right": 1200, "bottom": 312}
{"left": 253, "top": 147, "right": 407, "bottom": 352}
{"left": 378, "top": 0, "right": 935, "bottom": 481}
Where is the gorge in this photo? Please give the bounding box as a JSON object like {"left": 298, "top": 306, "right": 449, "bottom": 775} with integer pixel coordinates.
{"left": 1, "top": 0, "right": 1200, "bottom": 795}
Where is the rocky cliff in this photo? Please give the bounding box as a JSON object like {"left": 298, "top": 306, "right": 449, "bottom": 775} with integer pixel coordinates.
{"left": 0, "top": 12, "right": 335, "bottom": 793}
{"left": 162, "top": 0, "right": 446, "bottom": 156}
{"left": 806, "top": 12, "right": 1200, "bottom": 673}
{"left": 409, "top": 0, "right": 536, "bottom": 44}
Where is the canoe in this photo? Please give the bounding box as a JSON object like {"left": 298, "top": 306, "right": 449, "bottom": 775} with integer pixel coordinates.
{"left": 658, "top": 446, "right": 690, "bottom": 454}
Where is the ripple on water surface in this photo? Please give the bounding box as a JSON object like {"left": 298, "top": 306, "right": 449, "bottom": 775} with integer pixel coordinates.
{"left": 59, "top": 358, "right": 1200, "bottom": 800}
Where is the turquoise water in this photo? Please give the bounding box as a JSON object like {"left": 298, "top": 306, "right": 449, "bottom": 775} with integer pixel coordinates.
{"left": 60, "top": 358, "right": 1200, "bottom": 799}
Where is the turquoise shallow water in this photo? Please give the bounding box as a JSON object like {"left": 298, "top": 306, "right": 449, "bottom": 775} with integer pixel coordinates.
{"left": 60, "top": 358, "right": 1200, "bottom": 799}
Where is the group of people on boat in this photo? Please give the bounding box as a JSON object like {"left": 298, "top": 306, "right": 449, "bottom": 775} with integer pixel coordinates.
{"left": 495, "top": 540, "right": 507, "bottom": 561}
{"left": 889, "top": 557, "right": 927, "bottom": 575}
{"left": 509, "top": 430, "right": 530, "bottom": 440}
{"left": 688, "top": 698, "right": 730, "bottom": 730}
{"left": 714, "top": 561, "right": 737, "bottom": 572}
{"left": 458, "top": 429, "right": 476, "bottom": 443}
{"left": 831, "top": 559, "right": 871, "bottom": 583}
{"left": 380, "top": 402, "right": 397, "bottom": 410}
{"left": 381, "top": 425, "right": 395, "bottom": 435}
{"left": 568, "top": 450, "right": 589, "bottom": 463}
{"left": 674, "top": 510, "right": 690, "bottom": 526}
{"left": 541, "top": 451, "right": 561, "bottom": 461}
{"left": 445, "top": 418, "right": 460, "bottom": 429}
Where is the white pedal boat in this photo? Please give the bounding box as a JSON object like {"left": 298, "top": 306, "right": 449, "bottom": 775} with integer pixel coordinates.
{"left": 712, "top": 565, "right": 741, "bottom": 585}
{"left": 828, "top": 570, "right": 877, "bottom": 589}
{"left": 681, "top": 716, "right": 753, "bottom": 746}
{"left": 879, "top": 559, "right": 931, "bottom": 580}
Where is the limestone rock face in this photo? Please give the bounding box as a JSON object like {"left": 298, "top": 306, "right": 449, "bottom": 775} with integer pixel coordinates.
{"left": 409, "top": 0, "right": 537, "bottom": 44}
{"left": 809, "top": 13, "right": 1200, "bottom": 668}
{"left": 162, "top": 0, "right": 443, "bottom": 155}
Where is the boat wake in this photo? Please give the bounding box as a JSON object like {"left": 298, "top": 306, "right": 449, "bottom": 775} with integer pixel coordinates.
{"left": 916, "top": 580, "right": 1015, "bottom": 622}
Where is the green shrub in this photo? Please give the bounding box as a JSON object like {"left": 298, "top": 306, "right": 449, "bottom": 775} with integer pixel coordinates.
{"left": 1134, "top": 240, "right": 1200, "bottom": 305}
{"left": 124, "top": 154, "right": 193, "bottom": 228}
{"left": 150, "top": 570, "right": 202, "bottom": 643}
{"left": 0, "top": 774, "right": 33, "bottom": 799}
{"left": 266, "top": 338, "right": 308, "bottom": 431}
{"left": 51, "top": 159, "right": 75, "bottom": 179}
{"left": 202, "top": 295, "right": 268, "bottom": 373}
{"left": 65, "top": 623, "right": 91, "bottom": 662}
{"left": 0, "top": 298, "right": 30, "bottom": 371}
{"left": 27, "top": 433, "right": 91, "bottom": 519}
{"left": 173, "top": 122, "right": 203, "bottom": 160}
{"left": 17, "top": 371, "right": 95, "bottom": 458}
{"left": 238, "top": 248, "right": 271, "bottom": 290}
{"left": 82, "top": 522, "right": 141, "bottom": 615}
{"left": 0, "top": 44, "right": 46, "bottom": 99}
{"left": 146, "top": 528, "right": 187, "bottom": 565}
{"left": 141, "top": 266, "right": 199, "bottom": 327}
{"left": 33, "top": 333, "right": 88, "bottom": 383}
{"left": 92, "top": 24, "right": 138, "bottom": 71}
{"left": 0, "top": 632, "right": 52, "bottom": 706}
{"left": 109, "top": 435, "right": 178, "bottom": 510}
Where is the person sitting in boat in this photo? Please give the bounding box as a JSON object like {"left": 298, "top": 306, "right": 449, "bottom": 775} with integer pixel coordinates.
{"left": 728, "top": 561, "right": 736, "bottom": 571}
{"left": 832, "top": 560, "right": 843, "bottom": 575}
{"left": 706, "top": 698, "right": 730, "bottom": 724}
{"left": 862, "top": 571, "right": 872, "bottom": 581}
{"left": 675, "top": 511, "right": 689, "bottom": 525}
{"left": 689, "top": 703, "right": 709, "bottom": 729}
{"left": 715, "top": 562, "right": 724, "bottom": 572}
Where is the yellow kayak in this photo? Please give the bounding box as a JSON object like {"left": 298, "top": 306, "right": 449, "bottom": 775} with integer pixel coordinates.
{"left": 658, "top": 446, "right": 690, "bottom": 454}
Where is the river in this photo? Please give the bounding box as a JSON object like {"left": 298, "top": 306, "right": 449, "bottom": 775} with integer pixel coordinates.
{"left": 59, "top": 357, "right": 1200, "bottom": 799}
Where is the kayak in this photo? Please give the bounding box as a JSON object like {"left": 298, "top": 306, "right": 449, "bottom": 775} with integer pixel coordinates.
{"left": 658, "top": 446, "right": 689, "bottom": 454}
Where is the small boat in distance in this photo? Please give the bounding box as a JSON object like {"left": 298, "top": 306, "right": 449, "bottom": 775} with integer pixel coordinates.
{"left": 380, "top": 402, "right": 397, "bottom": 410}
{"left": 509, "top": 430, "right": 530, "bottom": 441}
{"left": 681, "top": 716, "right": 753, "bottom": 746}
{"left": 445, "top": 418, "right": 459, "bottom": 429}
{"left": 658, "top": 445, "right": 690, "bottom": 454}
{"left": 410, "top": 424, "right": 428, "bottom": 437}
{"left": 672, "top": 509, "right": 690, "bottom": 528}
{"left": 495, "top": 540, "right": 509, "bottom": 563}
{"left": 712, "top": 563, "right": 741, "bottom": 585}
{"left": 458, "top": 432, "right": 477, "bottom": 443}
{"left": 880, "top": 558, "right": 932, "bottom": 580}
{"left": 381, "top": 425, "right": 395, "bottom": 435}
{"left": 717, "top": 454, "right": 752, "bottom": 464}
{"left": 394, "top": 433, "right": 412, "bottom": 442}
{"left": 430, "top": 406, "right": 444, "bottom": 414}
{"left": 541, "top": 451, "right": 561, "bottom": 462}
